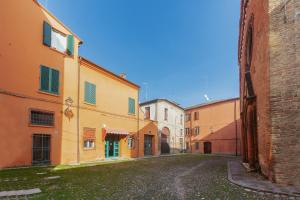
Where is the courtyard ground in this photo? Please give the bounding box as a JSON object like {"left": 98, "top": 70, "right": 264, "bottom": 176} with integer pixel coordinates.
{"left": 0, "top": 154, "right": 273, "bottom": 200}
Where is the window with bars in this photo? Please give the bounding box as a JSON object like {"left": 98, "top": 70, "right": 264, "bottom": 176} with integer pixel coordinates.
{"left": 30, "top": 110, "right": 54, "bottom": 126}
{"left": 40, "top": 65, "right": 60, "bottom": 95}
{"left": 84, "top": 81, "right": 96, "bottom": 104}
{"left": 194, "top": 126, "right": 200, "bottom": 135}
{"left": 32, "top": 134, "right": 51, "bottom": 165}
{"left": 84, "top": 140, "right": 95, "bottom": 149}
{"left": 185, "top": 128, "right": 190, "bottom": 135}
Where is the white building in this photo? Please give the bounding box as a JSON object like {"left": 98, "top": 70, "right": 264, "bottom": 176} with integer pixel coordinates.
{"left": 140, "top": 99, "right": 185, "bottom": 154}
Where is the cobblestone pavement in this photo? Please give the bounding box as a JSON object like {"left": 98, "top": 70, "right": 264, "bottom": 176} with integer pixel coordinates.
{"left": 0, "top": 154, "right": 281, "bottom": 200}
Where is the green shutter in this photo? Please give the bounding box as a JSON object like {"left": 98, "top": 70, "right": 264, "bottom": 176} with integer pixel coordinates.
{"left": 129, "top": 98, "right": 135, "bottom": 114}
{"left": 43, "top": 21, "right": 52, "bottom": 47}
{"left": 51, "top": 69, "right": 59, "bottom": 94}
{"left": 40, "top": 66, "right": 50, "bottom": 91}
{"left": 84, "top": 82, "right": 96, "bottom": 104}
{"left": 67, "top": 35, "right": 74, "bottom": 55}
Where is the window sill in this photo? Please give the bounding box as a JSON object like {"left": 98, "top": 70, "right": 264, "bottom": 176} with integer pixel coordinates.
{"left": 29, "top": 124, "right": 55, "bottom": 128}
{"left": 45, "top": 45, "right": 74, "bottom": 59}
{"left": 128, "top": 113, "right": 136, "bottom": 116}
{"left": 83, "top": 147, "right": 96, "bottom": 151}
{"left": 83, "top": 101, "right": 96, "bottom": 107}
{"left": 38, "top": 90, "right": 60, "bottom": 97}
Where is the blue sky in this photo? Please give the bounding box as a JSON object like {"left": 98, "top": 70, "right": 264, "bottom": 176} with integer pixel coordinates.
{"left": 39, "top": 0, "right": 240, "bottom": 107}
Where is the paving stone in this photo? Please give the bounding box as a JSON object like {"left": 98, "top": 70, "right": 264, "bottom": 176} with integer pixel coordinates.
{"left": 44, "top": 176, "right": 60, "bottom": 180}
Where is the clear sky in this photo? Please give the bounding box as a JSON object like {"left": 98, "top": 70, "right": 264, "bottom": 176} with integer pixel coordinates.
{"left": 39, "top": 0, "right": 241, "bottom": 108}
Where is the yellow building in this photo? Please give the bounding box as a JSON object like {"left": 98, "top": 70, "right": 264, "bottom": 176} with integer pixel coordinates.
{"left": 0, "top": 0, "right": 158, "bottom": 168}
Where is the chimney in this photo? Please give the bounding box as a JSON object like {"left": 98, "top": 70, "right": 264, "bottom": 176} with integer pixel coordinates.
{"left": 120, "top": 73, "right": 126, "bottom": 79}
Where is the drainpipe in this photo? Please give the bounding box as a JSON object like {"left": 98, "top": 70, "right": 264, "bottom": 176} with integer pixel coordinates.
{"left": 137, "top": 90, "right": 140, "bottom": 158}
{"left": 77, "top": 58, "right": 81, "bottom": 164}
{"left": 234, "top": 100, "right": 238, "bottom": 156}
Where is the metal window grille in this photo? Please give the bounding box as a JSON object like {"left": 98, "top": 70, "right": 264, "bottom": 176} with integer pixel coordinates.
{"left": 32, "top": 134, "right": 51, "bottom": 165}
{"left": 30, "top": 110, "right": 54, "bottom": 126}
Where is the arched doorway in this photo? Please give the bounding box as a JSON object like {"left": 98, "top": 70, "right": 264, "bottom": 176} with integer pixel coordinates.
{"left": 161, "top": 127, "right": 170, "bottom": 154}
{"left": 204, "top": 142, "right": 212, "bottom": 154}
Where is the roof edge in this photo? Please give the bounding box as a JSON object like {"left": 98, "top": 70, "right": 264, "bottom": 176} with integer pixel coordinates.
{"left": 33, "top": 0, "right": 83, "bottom": 44}
{"left": 185, "top": 97, "right": 240, "bottom": 111}
{"left": 140, "top": 99, "right": 184, "bottom": 110}
{"left": 79, "top": 56, "right": 140, "bottom": 90}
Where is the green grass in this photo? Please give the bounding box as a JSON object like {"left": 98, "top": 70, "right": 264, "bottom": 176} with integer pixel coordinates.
{"left": 0, "top": 155, "right": 269, "bottom": 200}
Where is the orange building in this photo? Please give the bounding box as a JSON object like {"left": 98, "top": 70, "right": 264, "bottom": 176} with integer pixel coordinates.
{"left": 185, "top": 98, "right": 241, "bottom": 155}
{"left": 0, "top": 0, "right": 158, "bottom": 168}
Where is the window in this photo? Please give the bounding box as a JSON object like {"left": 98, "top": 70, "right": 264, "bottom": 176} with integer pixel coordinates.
{"left": 32, "top": 134, "right": 51, "bottom": 165}
{"left": 51, "top": 29, "right": 67, "bottom": 53}
{"left": 83, "top": 128, "right": 96, "bottom": 149}
{"left": 84, "top": 140, "right": 95, "bottom": 149}
{"left": 194, "top": 126, "right": 200, "bottom": 135}
{"left": 128, "top": 136, "right": 134, "bottom": 149}
{"left": 185, "top": 113, "right": 191, "bottom": 122}
{"left": 43, "top": 21, "right": 74, "bottom": 55}
{"left": 84, "top": 81, "right": 96, "bottom": 104}
{"left": 185, "top": 128, "right": 190, "bottom": 135}
{"left": 30, "top": 110, "right": 54, "bottom": 126}
{"left": 128, "top": 98, "right": 136, "bottom": 114}
{"left": 180, "top": 129, "right": 183, "bottom": 137}
{"left": 180, "top": 138, "right": 184, "bottom": 150}
{"left": 195, "top": 142, "right": 199, "bottom": 150}
{"left": 145, "top": 107, "right": 150, "bottom": 119}
{"left": 180, "top": 114, "right": 183, "bottom": 125}
{"left": 164, "top": 108, "right": 168, "bottom": 121}
{"left": 246, "top": 26, "right": 253, "bottom": 70}
{"left": 186, "top": 142, "right": 189, "bottom": 150}
{"left": 194, "top": 112, "right": 199, "bottom": 120}
{"left": 40, "top": 65, "right": 59, "bottom": 95}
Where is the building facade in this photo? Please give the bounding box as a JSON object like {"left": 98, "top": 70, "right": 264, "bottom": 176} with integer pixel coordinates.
{"left": 0, "top": 0, "right": 158, "bottom": 168}
{"left": 140, "top": 99, "right": 185, "bottom": 154}
{"left": 185, "top": 98, "right": 241, "bottom": 155}
{"left": 239, "top": 0, "right": 300, "bottom": 185}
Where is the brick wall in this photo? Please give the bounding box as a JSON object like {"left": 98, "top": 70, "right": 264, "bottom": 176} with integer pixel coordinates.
{"left": 239, "top": 0, "right": 272, "bottom": 179}
{"left": 269, "top": 0, "right": 300, "bottom": 185}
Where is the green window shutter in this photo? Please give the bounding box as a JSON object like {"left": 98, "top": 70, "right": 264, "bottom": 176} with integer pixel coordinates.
{"left": 129, "top": 98, "right": 135, "bottom": 114}
{"left": 50, "top": 69, "right": 59, "bottom": 94}
{"left": 67, "top": 35, "right": 74, "bottom": 55}
{"left": 43, "top": 21, "right": 52, "bottom": 47}
{"left": 40, "top": 66, "right": 50, "bottom": 91}
{"left": 84, "top": 82, "right": 96, "bottom": 104}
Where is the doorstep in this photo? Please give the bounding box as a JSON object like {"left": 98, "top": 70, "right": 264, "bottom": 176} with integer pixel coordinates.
{"left": 227, "top": 160, "right": 300, "bottom": 198}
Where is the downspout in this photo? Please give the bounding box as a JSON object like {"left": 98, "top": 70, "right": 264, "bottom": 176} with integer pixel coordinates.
{"left": 77, "top": 57, "right": 81, "bottom": 164}
{"left": 137, "top": 90, "right": 140, "bottom": 158}
{"left": 234, "top": 100, "right": 238, "bottom": 156}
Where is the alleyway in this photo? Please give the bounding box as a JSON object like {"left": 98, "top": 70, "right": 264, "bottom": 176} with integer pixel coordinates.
{"left": 0, "top": 155, "right": 274, "bottom": 200}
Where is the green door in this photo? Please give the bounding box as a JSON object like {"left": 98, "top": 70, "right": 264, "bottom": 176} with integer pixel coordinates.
{"left": 105, "top": 137, "right": 119, "bottom": 158}
{"left": 113, "top": 141, "right": 119, "bottom": 157}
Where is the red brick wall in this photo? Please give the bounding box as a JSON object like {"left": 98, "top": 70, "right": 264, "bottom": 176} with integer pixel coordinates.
{"left": 239, "top": 0, "right": 300, "bottom": 185}
{"left": 239, "top": 0, "right": 271, "bottom": 179}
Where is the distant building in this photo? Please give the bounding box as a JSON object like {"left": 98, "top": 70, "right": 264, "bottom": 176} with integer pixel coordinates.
{"left": 239, "top": 0, "right": 300, "bottom": 185}
{"left": 140, "top": 99, "right": 185, "bottom": 154}
{"left": 185, "top": 98, "right": 241, "bottom": 155}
